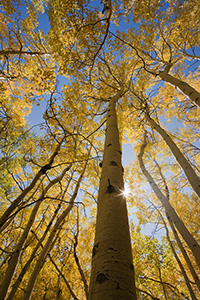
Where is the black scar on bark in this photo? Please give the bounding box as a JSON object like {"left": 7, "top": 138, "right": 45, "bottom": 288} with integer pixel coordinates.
{"left": 107, "top": 143, "right": 112, "bottom": 147}
{"left": 109, "top": 247, "right": 117, "bottom": 252}
{"left": 92, "top": 243, "right": 99, "bottom": 257}
{"left": 116, "top": 282, "right": 120, "bottom": 289}
{"left": 106, "top": 179, "right": 116, "bottom": 193}
{"left": 129, "top": 263, "right": 134, "bottom": 270}
{"left": 118, "top": 150, "right": 122, "bottom": 155}
{"left": 110, "top": 161, "right": 118, "bottom": 166}
{"left": 96, "top": 273, "right": 109, "bottom": 284}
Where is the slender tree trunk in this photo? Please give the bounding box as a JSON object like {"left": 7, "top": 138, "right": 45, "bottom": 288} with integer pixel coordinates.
{"left": 0, "top": 137, "right": 65, "bottom": 231}
{"left": 0, "top": 166, "right": 70, "bottom": 300}
{"left": 157, "top": 266, "right": 168, "bottom": 300}
{"left": 168, "top": 219, "right": 199, "bottom": 299}
{"left": 0, "top": 201, "right": 42, "bottom": 300}
{"left": 6, "top": 202, "right": 63, "bottom": 300}
{"left": 22, "top": 158, "right": 88, "bottom": 300}
{"left": 136, "top": 287, "right": 161, "bottom": 300}
{"left": 0, "top": 49, "right": 48, "bottom": 56}
{"left": 154, "top": 158, "right": 200, "bottom": 292}
{"left": 153, "top": 203, "right": 198, "bottom": 300}
{"left": 89, "top": 88, "right": 137, "bottom": 300}
{"left": 28, "top": 230, "right": 79, "bottom": 300}
{"left": 146, "top": 115, "right": 200, "bottom": 198}
{"left": 138, "top": 133, "right": 200, "bottom": 268}
{"left": 159, "top": 71, "right": 200, "bottom": 107}
{"left": 49, "top": 254, "right": 79, "bottom": 300}
{"left": 169, "top": 219, "right": 200, "bottom": 293}
{"left": 73, "top": 214, "right": 89, "bottom": 300}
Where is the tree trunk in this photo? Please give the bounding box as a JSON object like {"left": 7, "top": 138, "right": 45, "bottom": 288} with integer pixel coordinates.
{"left": 154, "top": 157, "right": 200, "bottom": 292}
{"left": 0, "top": 137, "right": 65, "bottom": 231}
{"left": 6, "top": 203, "right": 63, "bottom": 300}
{"left": 159, "top": 71, "right": 200, "bottom": 107}
{"left": 0, "top": 201, "right": 42, "bottom": 300}
{"left": 89, "top": 88, "right": 137, "bottom": 300}
{"left": 0, "top": 166, "right": 70, "bottom": 300}
{"left": 153, "top": 202, "right": 198, "bottom": 300}
{"left": 49, "top": 254, "right": 79, "bottom": 300}
{"left": 169, "top": 218, "right": 200, "bottom": 293}
{"left": 22, "top": 158, "right": 88, "bottom": 300}
{"left": 146, "top": 115, "right": 200, "bottom": 198}
{"left": 166, "top": 223, "right": 198, "bottom": 300}
{"left": 138, "top": 133, "right": 200, "bottom": 268}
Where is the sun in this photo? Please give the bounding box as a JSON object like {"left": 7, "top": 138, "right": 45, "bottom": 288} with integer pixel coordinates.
{"left": 122, "top": 185, "right": 131, "bottom": 197}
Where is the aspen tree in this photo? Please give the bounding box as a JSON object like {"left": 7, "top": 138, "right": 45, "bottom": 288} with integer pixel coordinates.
{"left": 22, "top": 156, "right": 89, "bottom": 300}
{"left": 154, "top": 158, "right": 200, "bottom": 292}
{"left": 162, "top": 215, "right": 198, "bottom": 300}
{"left": 146, "top": 114, "right": 200, "bottom": 199}
{"left": 0, "top": 137, "right": 65, "bottom": 231}
{"left": 169, "top": 219, "right": 200, "bottom": 294}
{"left": 138, "top": 132, "right": 200, "bottom": 268}
{"left": 6, "top": 200, "right": 65, "bottom": 300}
{"left": 158, "top": 64, "right": 200, "bottom": 108}
{"left": 48, "top": 254, "right": 79, "bottom": 300}
{"left": 0, "top": 166, "right": 70, "bottom": 300}
{"left": 89, "top": 87, "right": 137, "bottom": 300}
{"left": 149, "top": 187, "right": 199, "bottom": 299}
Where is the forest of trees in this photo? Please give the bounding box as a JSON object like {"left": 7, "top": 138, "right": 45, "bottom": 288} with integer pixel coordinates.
{"left": 0, "top": 0, "right": 200, "bottom": 299}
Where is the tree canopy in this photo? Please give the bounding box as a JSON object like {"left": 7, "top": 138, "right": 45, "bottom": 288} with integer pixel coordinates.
{"left": 0, "top": 0, "right": 200, "bottom": 299}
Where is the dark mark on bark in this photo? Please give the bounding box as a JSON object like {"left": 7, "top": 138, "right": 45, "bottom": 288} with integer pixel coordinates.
{"left": 92, "top": 243, "right": 99, "bottom": 257}
{"left": 106, "top": 179, "right": 116, "bottom": 193}
{"left": 96, "top": 273, "right": 109, "bottom": 284}
{"left": 109, "top": 247, "right": 117, "bottom": 252}
{"left": 110, "top": 161, "right": 117, "bottom": 166}
{"left": 116, "top": 282, "right": 120, "bottom": 289}
{"left": 129, "top": 263, "right": 134, "bottom": 270}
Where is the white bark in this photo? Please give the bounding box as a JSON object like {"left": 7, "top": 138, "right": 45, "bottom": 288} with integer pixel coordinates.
{"left": 0, "top": 166, "right": 70, "bottom": 300}
{"left": 0, "top": 201, "right": 42, "bottom": 300}
{"left": 165, "top": 219, "right": 198, "bottom": 300}
{"left": 152, "top": 196, "right": 198, "bottom": 300}
{"left": 159, "top": 71, "right": 200, "bottom": 107}
{"left": 138, "top": 134, "right": 200, "bottom": 268}
{"left": 89, "top": 88, "right": 137, "bottom": 300}
{"left": 6, "top": 203, "right": 62, "bottom": 300}
{"left": 154, "top": 157, "right": 200, "bottom": 291}
{"left": 147, "top": 115, "right": 200, "bottom": 198}
{"left": 169, "top": 219, "right": 200, "bottom": 293}
{"left": 22, "top": 159, "right": 88, "bottom": 300}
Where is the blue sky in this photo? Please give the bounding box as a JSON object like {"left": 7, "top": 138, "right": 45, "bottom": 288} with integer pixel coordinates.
{"left": 27, "top": 0, "right": 138, "bottom": 164}
{"left": 24, "top": 0, "right": 200, "bottom": 239}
